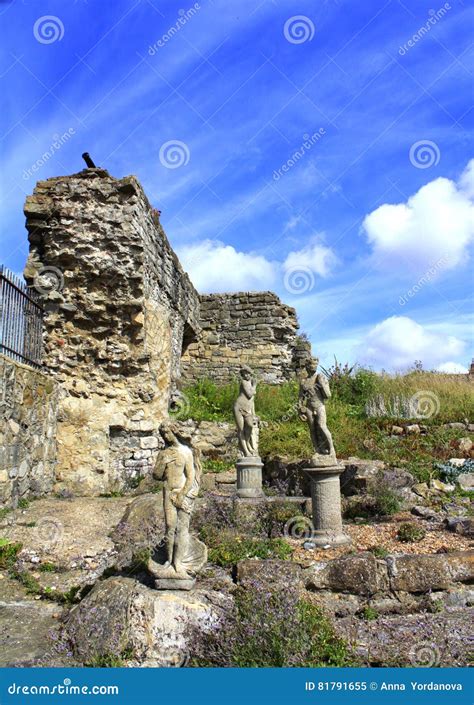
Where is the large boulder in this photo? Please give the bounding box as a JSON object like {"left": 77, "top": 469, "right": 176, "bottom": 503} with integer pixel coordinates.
{"left": 303, "top": 553, "right": 388, "bottom": 596}
{"left": 65, "top": 576, "right": 232, "bottom": 667}
{"left": 386, "top": 552, "right": 474, "bottom": 593}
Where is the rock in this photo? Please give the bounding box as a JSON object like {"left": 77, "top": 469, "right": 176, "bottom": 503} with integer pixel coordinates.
{"left": 334, "top": 609, "right": 474, "bottom": 666}
{"left": 411, "top": 505, "right": 441, "bottom": 521}
{"left": 411, "top": 482, "right": 429, "bottom": 497}
{"left": 201, "top": 474, "right": 216, "bottom": 491}
{"left": 386, "top": 552, "right": 474, "bottom": 592}
{"left": 303, "top": 553, "right": 388, "bottom": 596}
{"left": 443, "top": 422, "right": 467, "bottom": 430}
{"left": 457, "top": 437, "right": 473, "bottom": 454}
{"left": 457, "top": 473, "right": 474, "bottom": 490}
{"left": 391, "top": 425, "right": 404, "bottom": 435}
{"left": 430, "top": 479, "right": 455, "bottom": 493}
{"left": 65, "top": 576, "right": 232, "bottom": 667}
{"left": 236, "top": 559, "right": 302, "bottom": 590}
{"left": 405, "top": 424, "right": 420, "bottom": 435}
{"left": 444, "top": 517, "right": 474, "bottom": 538}
{"left": 339, "top": 458, "right": 385, "bottom": 496}
{"left": 448, "top": 458, "right": 467, "bottom": 467}
{"left": 174, "top": 420, "right": 237, "bottom": 461}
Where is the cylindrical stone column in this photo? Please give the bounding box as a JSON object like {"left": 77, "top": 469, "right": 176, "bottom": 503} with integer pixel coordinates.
{"left": 306, "top": 464, "right": 351, "bottom": 546}
{"left": 236, "top": 456, "right": 264, "bottom": 498}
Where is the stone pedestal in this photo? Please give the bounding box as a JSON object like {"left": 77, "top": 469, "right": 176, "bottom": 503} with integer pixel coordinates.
{"left": 236, "top": 456, "right": 264, "bottom": 498}
{"left": 305, "top": 461, "right": 351, "bottom": 547}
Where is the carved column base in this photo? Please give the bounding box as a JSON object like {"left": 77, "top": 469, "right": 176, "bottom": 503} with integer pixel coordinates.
{"left": 236, "top": 456, "right": 264, "bottom": 498}
{"left": 305, "top": 462, "right": 351, "bottom": 547}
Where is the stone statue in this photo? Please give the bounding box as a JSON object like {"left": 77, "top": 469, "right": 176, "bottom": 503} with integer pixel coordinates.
{"left": 233, "top": 365, "right": 260, "bottom": 457}
{"left": 298, "top": 358, "right": 336, "bottom": 464}
{"left": 147, "top": 420, "right": 207, "bottom": 590}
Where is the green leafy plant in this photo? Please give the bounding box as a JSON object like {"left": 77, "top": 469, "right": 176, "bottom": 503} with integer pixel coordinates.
{"left": 368, "top": 545, "right": 389, "bottom": 558}
{"left": 361, "top": 606, "right": 378, "bottom": 621}
{"left": 397, "top": 523, "right": 426, "bottom": 543}
{"left": 189, "top": 583, "right": 355, "bottom": 667}
{"left": 201, "top": 527, "right": 292, "bottom": 567}
{"left": 0, "top": 538, "right": 22, "bottom": 569}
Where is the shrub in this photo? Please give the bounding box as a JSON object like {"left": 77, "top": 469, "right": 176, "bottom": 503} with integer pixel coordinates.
{"left": 201, "top": 528, "right": 293, "bottom": 567}
{"left": 368, "top": 545, "right": 389, "bottom": 558}
{"left": 189, "top": 581, "right": 355, "bottom": 667}
{"left": 361, "top": 606, "right": 378, "bottom": 621}
{"left": 0, "top": 538, "right": 22, "bottom": 569}
{"left": 436, "top": 459, "right": 474, "bottom": 483}
{"left": 397, "top": 523, "right": 426, "bottom": 543}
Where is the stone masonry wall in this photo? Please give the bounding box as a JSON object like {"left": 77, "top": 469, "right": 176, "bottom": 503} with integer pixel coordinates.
{"left": 0, "top": 355, "right": 58, "bottom": 508}
{"left": 23, "top": 168, "right": 200, "bottom": 495}
{"left": 181, "top": 292, "right": 311, "bottom": 384}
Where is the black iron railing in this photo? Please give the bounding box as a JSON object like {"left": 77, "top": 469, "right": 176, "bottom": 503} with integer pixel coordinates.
{"left": 0, "top": 265, "right": 43, "bottom": 368}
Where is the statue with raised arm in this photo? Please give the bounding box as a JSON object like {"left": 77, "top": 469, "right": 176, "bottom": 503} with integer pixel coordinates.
{"left": 298, "top": 358, "right": 336, "bottom": 464}
{"left": 147, "top": 420, "right": 207, "bottom": 589}
{"left": 233, "top": 365, "right": 260, "bottom": 457}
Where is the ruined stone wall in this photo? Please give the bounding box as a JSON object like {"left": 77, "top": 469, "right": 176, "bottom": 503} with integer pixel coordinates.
{"left": 23, "top": 169, "right": 200, "bottom": 495}
{"left": 181, "top": 292, "right": 310, "bottom": 384}
{"left": 0, "top": 355, "right": 58, "bottom": 508}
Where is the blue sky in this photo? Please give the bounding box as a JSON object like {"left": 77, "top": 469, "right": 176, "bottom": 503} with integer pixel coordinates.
{"left": 1, "top": 0, "right": 473, "bottom": 371}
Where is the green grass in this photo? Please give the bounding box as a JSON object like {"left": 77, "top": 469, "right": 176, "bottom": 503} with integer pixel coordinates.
{"left": 178, "top": 374, "right": 473, "bottom": 482}
{"left": 200, "top": 526, "right": 293, "bottom": 567}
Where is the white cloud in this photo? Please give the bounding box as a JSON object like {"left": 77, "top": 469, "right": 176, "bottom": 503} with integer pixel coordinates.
{"left": 283, "top": 240, "right": 337, "bottom": 278}
{"left": 436, "top": 361, "right": 468, "bottom": 374}
{"left": 176, "top": 239, "right": 277, "bottom": 293}
{"left": 362, "top": 160, "right": 474, "bottom": 272}
{"left": 178, "top": 236, "right": 338, "bottom": 294}
{"left": 356, "top": 315, "right": 466, "bottom": 371}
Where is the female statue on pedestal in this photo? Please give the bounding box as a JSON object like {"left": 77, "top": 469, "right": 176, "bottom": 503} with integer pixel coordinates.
{"left": 233, "top": 365, "right": 260, "bottom": 457}
{"left": 298, "top": 358, "right": 336, "bottom": 463}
